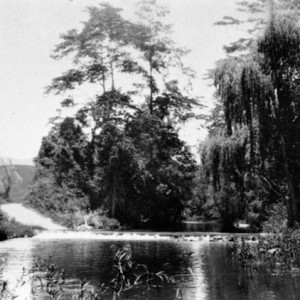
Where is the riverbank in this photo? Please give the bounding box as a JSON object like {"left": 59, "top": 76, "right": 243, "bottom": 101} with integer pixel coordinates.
{"left": 0, "top": 209, "right": 42, "bottom": 241}
{"left": 0, "top": 202, "right": 263, "bottom": 243}
{"left": 32, "top": 229, "right": 264, "bottom": 244}
{"left": 0, "top": 203, "right": 59, "bottom": 241}
{"left": 1, "top": 203, "right": 65, "bottom": 231}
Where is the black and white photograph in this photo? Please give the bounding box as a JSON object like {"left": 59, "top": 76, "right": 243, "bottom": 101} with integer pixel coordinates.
{"left": 0, "top": 0, "right": 299, "bottom": 299}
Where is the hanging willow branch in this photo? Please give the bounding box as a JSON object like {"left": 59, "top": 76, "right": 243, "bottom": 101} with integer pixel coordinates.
{"left": 204, "top": 9, "right": 300, "bottom": 225}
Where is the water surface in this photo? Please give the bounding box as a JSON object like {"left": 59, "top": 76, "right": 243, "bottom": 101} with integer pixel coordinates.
{"left": 0, "top": 233, "right": 299, "bottom": 299}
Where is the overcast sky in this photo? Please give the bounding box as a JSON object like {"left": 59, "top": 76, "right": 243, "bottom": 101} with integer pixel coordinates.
{"left": 0, "top": 0, "right": 249, "bottom": 164}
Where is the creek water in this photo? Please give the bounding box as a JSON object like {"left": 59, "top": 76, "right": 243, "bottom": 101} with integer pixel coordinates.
{"left": 0, "top": 232, "right": 300, "bottom": 300}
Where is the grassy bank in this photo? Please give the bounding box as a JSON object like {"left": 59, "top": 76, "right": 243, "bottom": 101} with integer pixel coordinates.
{"left": 0, "top": 209, "right": 42, "bottom": 241}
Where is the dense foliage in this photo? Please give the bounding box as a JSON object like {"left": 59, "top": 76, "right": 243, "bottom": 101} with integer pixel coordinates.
{"left": 28, "top": 0, "right": 300, "bottom": 231}
{"left": 28, "top": 1, "right": 197, "bottom": 229}
{"left": 197, "top": 1, "right": 300, "bottom": 229}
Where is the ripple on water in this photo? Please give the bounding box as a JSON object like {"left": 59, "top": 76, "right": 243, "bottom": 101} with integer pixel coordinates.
{"left": 0, "top": 238, "right": 35, "bottom": 299}
{"left": 34, "top": 230, "right": 172, "bottom": 240}
{"left": 1, "top": 235, "right": 300, "bottom": 299}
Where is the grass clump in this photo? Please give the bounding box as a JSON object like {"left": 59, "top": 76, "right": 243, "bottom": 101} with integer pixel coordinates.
{"left": 230, "top": 202, "right": 300, "bottom": 274}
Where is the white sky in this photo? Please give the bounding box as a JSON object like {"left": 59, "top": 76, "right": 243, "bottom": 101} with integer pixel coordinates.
{"left": 0, "top": 0, "right": 248, "bottom": 163}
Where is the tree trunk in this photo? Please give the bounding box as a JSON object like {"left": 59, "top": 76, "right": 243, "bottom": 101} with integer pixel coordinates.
{"left": 149, "top": 52, "right": 153, "bottom": 115}
{"left": 274, "top": 88, "right": 300, "bottom": 226}
{"left": 111, "top": 172, "right": 117, "bottom": 218}
{"left": 280, "top": 134, "right": 300, "bottom": 226}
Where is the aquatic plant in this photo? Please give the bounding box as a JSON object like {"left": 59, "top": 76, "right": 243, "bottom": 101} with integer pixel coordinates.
{"left": 0, "top": 266, "right": 28, "bottom": 300}
{"left": 231, "top": 228, "right": 300, "bottom": 274}
{"left": 109, "top": 244, "right": 175, "bottom": 299}
{"left": 230, "top": 238, "right": 257, "bottom": 270}
{"left": 30, "top": 256, "right": 66, "bottom": 299}
{"left": 0, "top": 244, "right": 176, "bottom": 299}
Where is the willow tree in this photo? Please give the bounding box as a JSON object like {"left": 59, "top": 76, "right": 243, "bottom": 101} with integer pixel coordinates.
{"left": 215, "top": 0, "right": 300, "bottom": 55}
{"left": 257, "top": 11, "right": 300, "bottom": 225}
{"left": 203, "top": 8, "right": 300, "bottom": 227}
{"left": 200, "top": 126, "right": 252, "bottom": 227}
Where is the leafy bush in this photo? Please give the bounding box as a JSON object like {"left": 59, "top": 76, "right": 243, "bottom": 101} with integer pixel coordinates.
{"left": 26, "top": 172, "right": 90, "bottom": 228}
{"left": 27, "top": 173, "right": 89, "bottom": 216}
{"left": 50, "top": 211, "right": 85, "bottom": 229}
{"left": 262, "top": 202, "right": 288, "bottom": 233}
{"left": 88, "top": 215, "right": 120, "bottom": 230}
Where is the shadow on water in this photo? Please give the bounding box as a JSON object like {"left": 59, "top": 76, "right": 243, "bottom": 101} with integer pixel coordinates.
{"left": 32, "top": 239, "right": 300, "bottom": 300}
{"left": 1, "top": 235, "right": 300, "bottom": 299}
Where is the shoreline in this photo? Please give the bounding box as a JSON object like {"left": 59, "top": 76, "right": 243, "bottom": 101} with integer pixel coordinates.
{"left": 30, "top": 229, "right": 263, "bottom": 242}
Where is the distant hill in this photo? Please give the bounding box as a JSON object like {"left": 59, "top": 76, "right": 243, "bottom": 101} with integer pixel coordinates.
{"left": 0, "top": 165, "right": 35, "bottom": 203}
{"left": 0, "top": 156, "right": 34, "bottom": 166}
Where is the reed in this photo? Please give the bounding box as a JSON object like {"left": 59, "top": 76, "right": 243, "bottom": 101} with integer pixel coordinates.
{"left": 0, "top": 244, "right": 176, "bottom": 300}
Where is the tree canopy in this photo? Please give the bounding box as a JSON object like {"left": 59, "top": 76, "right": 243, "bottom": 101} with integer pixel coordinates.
{"left": 29, "top": 1, "right": 198, "bottom": 229}
{"left": 199, "top": 1, "right": 300, "bottom": 228}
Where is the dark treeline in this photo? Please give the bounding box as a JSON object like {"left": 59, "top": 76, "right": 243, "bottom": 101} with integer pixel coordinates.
{"left": 28, "top": 0, "right": 300, "bottom": 231}
{"left": 28, "top": 1, "right": 198, "bottom": 229}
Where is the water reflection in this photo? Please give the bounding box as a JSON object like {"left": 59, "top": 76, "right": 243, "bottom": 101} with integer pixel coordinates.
{"left": 0, "top": 238, "right": 34, "bottom": 298}
{"left": 178, "top": 242, "right": 208, "bottom": 299}
{"left": 0, "top": 235, "right": 300, "bottom": 299}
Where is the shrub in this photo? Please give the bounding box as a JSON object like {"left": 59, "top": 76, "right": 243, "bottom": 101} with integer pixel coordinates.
{"left": 88, "top": 215, "right": 120, "bottom": 230}
{"left": 26, "top": 174, "right": 90, "bottom": 226}
{"left": 262, "top": 202, "right": 288, "bottom": 233}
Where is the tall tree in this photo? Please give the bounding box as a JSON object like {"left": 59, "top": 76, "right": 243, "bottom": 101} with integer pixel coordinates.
{"left": 257, "top": 10, "right": 300, "bottom": 225}
{"left": 48, "top": 3, "right": 142, "bottom": 94}
{"left": 214, "top": 0, "right": 300, "bottom": 55}
{"left": 31, "top": 2, "right": 198, "bottom": 229}
{"left": 134, "top": 0, "right": 198, "bottom": 120}
{"left": 201, "top": 5, "right": 300, "bottom": 227}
